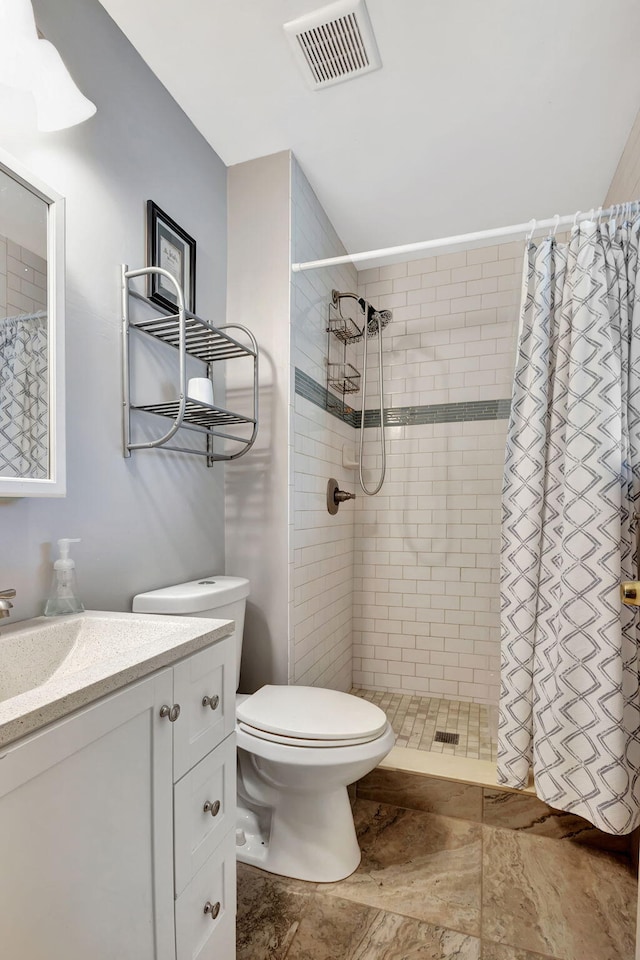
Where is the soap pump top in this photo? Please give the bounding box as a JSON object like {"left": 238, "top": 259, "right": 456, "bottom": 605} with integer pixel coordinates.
{"left": 44, "top": 538, "right": 85, "bottom": 617}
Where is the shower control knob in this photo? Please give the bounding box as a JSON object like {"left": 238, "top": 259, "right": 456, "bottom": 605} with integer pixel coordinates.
{"left": 327, "top": 478, "right": 356, "bottom": 515}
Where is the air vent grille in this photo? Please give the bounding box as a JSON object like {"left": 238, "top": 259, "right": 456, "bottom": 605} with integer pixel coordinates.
{"left": 284, "top": 0, "right": 381, "bottom": 90}
{"left": 297, "top": 14, "right": 368, "bottom": 85}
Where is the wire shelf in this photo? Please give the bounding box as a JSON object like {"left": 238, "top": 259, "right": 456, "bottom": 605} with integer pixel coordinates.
{"left": 129, "top": 290, "right": 255, "bottom": 362}
{"left": 327, "top": 362, "right": 361, "bottom": 394}
{"left": 327, "top": 306, "right": 363, "bottom": 344}
{"left": 122, "top": 266, "right": 259, "bottom": 464}
{"left": 133, "top": 399, "right": 255, "bottom": 431}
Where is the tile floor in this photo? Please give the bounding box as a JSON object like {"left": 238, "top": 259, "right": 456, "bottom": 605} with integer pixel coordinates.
{"left": 353, "top": 688, "right": 497, "bottom": 762}
{"left": 237, "top": 773, "right": 637, "bottom": 960}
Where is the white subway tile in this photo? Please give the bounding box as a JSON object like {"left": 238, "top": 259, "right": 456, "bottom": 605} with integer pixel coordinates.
{"left": 379, "top": 262, "right": 408, "bottom": 281}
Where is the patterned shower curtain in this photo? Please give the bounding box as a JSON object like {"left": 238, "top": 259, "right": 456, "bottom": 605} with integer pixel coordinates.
{"left": 0, "top": 313, "right": 48, "bottom": 478}
{"left": 498, "top": 217, "right": 640, "bottom": 835}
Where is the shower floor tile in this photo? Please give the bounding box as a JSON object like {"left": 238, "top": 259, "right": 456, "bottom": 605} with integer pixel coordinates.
{"left": 352, "top": 688, "right": 497, "bottom": 762}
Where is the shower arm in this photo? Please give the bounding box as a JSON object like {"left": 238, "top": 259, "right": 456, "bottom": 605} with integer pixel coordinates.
{"left": 331, "top": 290, "right": 366, "bottom": 334}
{"left": 358, "top": 300, "right": 386, "bottom": 496}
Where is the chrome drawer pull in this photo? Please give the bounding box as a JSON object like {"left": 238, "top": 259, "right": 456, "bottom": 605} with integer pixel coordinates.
{"left": 204, "top": 900, "right": 220, "bottom": 920}
{"left": 203, "top": 800, "right": 221, "bottom": 817}
{"left": 202, "top": 694, "right": 219, "bottom": 710}
{"left": 159, "top": 703, "right": 181, "bottom": 722}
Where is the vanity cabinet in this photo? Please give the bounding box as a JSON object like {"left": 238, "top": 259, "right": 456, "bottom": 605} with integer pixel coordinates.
{"left": 0, "top": 633, "right": 236, "bottom": 960}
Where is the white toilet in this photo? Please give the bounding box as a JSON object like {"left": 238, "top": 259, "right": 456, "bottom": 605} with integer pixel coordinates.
{"left": 132, "top": 575, "right": 394, "bottom": 882}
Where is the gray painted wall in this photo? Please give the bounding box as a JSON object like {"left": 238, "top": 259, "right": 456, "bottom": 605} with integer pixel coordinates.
{"left": 0, "top": 0, "right": 228, "bottom": 621}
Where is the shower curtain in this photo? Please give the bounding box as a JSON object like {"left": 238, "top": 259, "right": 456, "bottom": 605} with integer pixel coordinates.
{"left": 0, "top": 313, "right": 48, "bottom": 479}
{"left": 498, "top": 217, "right": 640, "bottom": 835}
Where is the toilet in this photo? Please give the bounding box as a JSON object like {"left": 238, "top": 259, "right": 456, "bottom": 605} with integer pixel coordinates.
{"left": 132, "top": 575, "right": 395, "bottom": 882}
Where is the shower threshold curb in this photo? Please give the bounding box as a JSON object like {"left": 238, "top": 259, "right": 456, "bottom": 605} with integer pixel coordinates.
{"left": 380, "top": 745, "right": 536, "bottom": 794}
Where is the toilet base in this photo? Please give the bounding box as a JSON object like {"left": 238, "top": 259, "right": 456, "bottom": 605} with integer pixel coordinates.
{"left": 236, "top": 786, "right": 361, "bottom": 883}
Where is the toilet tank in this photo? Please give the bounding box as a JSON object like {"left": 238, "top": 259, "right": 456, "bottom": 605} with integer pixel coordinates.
{"left": 132, "top": 576, "right": 250, "bottom": 689}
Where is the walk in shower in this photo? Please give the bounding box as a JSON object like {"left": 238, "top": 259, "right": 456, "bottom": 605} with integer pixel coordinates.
{"left": 290, "top": 157, "right": 511, "bottom": 769}
{"left": 347, "top": 245, "right": 512, "bottom": 766}
{"left": 291, "top": 168, "right": 511, "bottom": 771}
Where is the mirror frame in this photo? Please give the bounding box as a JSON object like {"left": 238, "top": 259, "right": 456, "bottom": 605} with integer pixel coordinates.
{"left": 0, "top": 147, "right": 65, "bottom": 498}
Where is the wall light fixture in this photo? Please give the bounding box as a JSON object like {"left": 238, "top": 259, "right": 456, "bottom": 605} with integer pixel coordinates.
{"left": 0, "top": 0, "right": 96, "bottom": 132}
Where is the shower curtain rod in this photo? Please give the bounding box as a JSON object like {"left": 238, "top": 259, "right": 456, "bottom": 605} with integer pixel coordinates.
{"left": 291, "top": 200, "right": 640, "bottom": 273}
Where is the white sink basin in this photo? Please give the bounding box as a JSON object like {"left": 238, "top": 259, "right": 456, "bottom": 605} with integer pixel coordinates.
{"left": 0, "top": 611, "right": 234, "bottom": 749}
{"left": 0, "top": 619, "right": 76, "bottom": 703}
{"left": 0, "top": 613, "right": 197, "bottom": 705}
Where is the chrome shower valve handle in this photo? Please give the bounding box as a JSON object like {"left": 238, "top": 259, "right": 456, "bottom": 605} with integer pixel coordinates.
{"left": 327, "top": 478, "right": 356, "bottom": 514}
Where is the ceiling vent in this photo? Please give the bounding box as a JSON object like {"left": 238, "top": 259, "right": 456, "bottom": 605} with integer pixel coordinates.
{"left": 284, "top": 0, "right": 382, "bottom": 90}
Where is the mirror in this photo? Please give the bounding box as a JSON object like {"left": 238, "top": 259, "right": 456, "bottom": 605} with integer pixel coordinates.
{"left": 0, "top": 149, "right": 65, "bottom": 497}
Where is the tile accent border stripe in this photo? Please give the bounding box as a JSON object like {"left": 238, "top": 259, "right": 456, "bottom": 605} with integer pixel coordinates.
{"left": 295, "top": 368, "right": 511, "bottom": 428}
{"left": 295, "top": 368, "right": 359, "bottom": 426}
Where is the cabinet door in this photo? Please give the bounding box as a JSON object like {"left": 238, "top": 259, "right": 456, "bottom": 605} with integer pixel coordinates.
{"left": 0, "top": 671, "right": 175, "bottom": 960}
{"left": 173, "top": 636, "right": 235, "bottom": 781}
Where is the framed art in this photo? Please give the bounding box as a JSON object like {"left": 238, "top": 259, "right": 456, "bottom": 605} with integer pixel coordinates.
{"left": 146, "top": 200, "right": 196, "bottom": 313}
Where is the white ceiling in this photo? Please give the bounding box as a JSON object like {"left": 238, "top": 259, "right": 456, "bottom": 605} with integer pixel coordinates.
{"left": 98, "top": 0, "right": 640, "bottom": 255}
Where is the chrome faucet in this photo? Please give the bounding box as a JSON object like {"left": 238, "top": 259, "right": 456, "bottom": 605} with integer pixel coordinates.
{"left": 0, "top": 588, "right": 16, "bottom": 619}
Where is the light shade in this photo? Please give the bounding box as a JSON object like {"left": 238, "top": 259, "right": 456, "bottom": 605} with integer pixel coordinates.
{"left": 0, "top": 0, "right": 96, "bottom": 132}
{"left": 0, "top": 0, "right": 39, "bottom": 90}
{"left": 32, "top": 40, "right": 96, "bottom": 132}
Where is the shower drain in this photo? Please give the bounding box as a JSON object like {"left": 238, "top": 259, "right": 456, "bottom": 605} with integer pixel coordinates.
{"left": 434, "top": 731, "right": 460, "bottom": 745}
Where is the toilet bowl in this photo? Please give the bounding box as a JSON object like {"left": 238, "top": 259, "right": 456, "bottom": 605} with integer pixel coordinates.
{"left": 132, "top": 576, "right": 395, "bottom": 883}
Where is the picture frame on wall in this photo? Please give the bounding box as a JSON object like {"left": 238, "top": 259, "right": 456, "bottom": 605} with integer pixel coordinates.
{"left": 146, "top": 200, "right": 196, "bottom": 313}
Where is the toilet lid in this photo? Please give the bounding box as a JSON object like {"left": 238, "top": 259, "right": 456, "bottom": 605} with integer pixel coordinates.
{"left": 236, "top": 685, "right": 388, "bottom": 742}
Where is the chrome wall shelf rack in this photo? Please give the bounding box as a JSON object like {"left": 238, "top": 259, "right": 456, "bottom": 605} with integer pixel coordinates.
{"left": 325, "top": 292, "right": 362, "bottom": 420}
{"left": 121, "top": 265, "right": 258, "bottom": 465}
{"left": 327, "top": 362, "right": 361, "bottom": 394}
{"left": 327, "top": 304, "right": 363, "bottom": 344}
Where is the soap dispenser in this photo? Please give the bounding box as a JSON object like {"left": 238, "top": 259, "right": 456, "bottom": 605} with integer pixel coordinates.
{"left": 44, "top": 538, "right": 85, "bottom": 616}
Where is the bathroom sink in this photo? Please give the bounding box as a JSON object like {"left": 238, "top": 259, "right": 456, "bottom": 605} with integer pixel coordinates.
{"left": 0, "top": 611, "right": 235, "bottom": 749}
{"left": 0, "top": 618, "right": 77, "bottom": 703}
{"left": 0, "top": 613, "right": 192, "bottom": 704}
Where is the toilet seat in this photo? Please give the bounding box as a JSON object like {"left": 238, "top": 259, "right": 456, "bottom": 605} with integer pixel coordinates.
{"left": 236, "top": 684, "right": 388, "bottom": 746}
{"left": 237, "top": 721, "right": 384, "bottom": 748}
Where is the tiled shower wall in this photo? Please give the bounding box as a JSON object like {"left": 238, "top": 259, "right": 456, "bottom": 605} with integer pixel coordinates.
{"left": 289, "top": 159, "right": 358, "bottom": 691}
{"left": 0, "top": 233, "right": 47, "bottom": 317}
{"left": 351, "top": 243, "right": 522, "bottom": 704}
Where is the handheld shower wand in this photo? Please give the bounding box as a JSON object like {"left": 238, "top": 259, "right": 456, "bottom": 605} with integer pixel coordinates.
{"left": 357, "top": 297, "right": 390, "bottom": 496}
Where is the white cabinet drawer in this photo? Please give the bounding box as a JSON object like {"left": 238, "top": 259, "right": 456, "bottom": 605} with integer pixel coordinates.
{"left": 175, "top": 828, "right": 236, "bottom": 960}
{"left": 174, "top": 733, "right": 236, "bottom": 898}
{"left": 173, "top": 635, "right": 235, "bottom": 781}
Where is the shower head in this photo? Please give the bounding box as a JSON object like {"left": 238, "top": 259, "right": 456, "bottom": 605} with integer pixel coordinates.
{"left": 367, "top": 308, "right": 392, "bottom": 337}
{"left": 330, "top": 291, "right": 391, "bottom": 339}
{"left": 357, "top": 297, "right": 392, "bottom": 337}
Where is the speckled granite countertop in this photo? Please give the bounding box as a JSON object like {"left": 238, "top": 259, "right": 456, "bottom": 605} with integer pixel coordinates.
{"left": 0, "top": 610, "right": 234, "bottom": 750}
